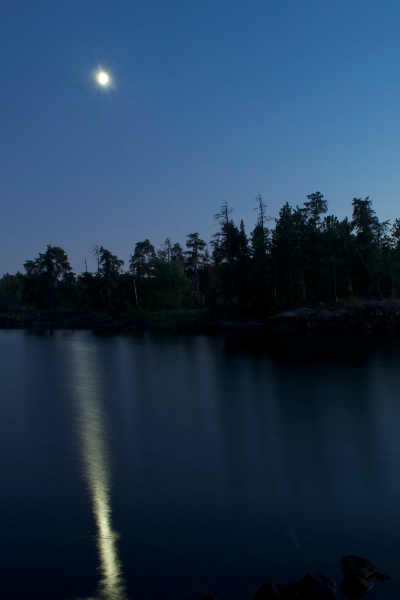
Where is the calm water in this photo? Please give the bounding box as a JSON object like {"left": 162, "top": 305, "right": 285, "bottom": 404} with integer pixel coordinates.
{"left": 1, "top": 330, "right": 400, "bottom": 600}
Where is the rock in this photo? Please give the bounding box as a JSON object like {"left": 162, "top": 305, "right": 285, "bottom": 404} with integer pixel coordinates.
{"left": 201, "top": 595, "right": 217, "bottom": 600}
{"left": 253, "top": 582, "right": 299, "bottom": 599}
{"left": 375, "top": 572, "right": 392, "bottom": 581}
{"left": 340, "top": 555, "right": 378, "bottom": 579}
{"left": 301, "top": 572, "right": 337, "bottom": 599}
{"left": 341, "top": 575, "right": 373, "bottom": 598}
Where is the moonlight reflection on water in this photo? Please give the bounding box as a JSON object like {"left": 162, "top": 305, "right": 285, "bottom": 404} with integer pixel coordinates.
{"left": 71, "top": 341, "right": 127, "bottom": 600}
{"left": 2, "top": 331, "right": 400, "bottom": 600}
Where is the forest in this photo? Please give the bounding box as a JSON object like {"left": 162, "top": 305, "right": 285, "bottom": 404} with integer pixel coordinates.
{"left": 2, "top": 193, "right": 400, "bottom": 316}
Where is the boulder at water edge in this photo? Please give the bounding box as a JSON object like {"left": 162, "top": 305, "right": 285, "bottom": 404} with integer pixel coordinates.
{"left": 301, "top": 572, "right": 337, "bottom": 599}
{"left": 341, "top": 575, "right": 373, "bottom": 598}
{"left": 340, "top": 556, "right": 378, "bottom": 579}
{"left": 375, "top": 572, "right": 393, "bottom": 580}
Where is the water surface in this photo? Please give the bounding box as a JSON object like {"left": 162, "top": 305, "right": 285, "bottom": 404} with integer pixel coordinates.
{"left": 1, "top": 330, "right": 400, "bottom": 599}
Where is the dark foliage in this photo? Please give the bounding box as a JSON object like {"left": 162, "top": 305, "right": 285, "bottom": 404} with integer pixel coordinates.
{"left": 2, "top": 193, "right": 400, "bottom": 314}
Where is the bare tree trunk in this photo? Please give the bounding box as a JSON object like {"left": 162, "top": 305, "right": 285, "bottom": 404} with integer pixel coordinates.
{"left": 227, "top": 231, "right": 234, "bottom": 303}
{"left": 388, "top": 252, "right": 395, "bottom": 298}
{"left": 332, "top": 260, "right": 337, "bottom": 302}
{"left": 100, "top": 290, "right": 107, "bottom": 309}
{"left": 289, "top": 269, "right": 294, "bottom": 305}
{"left": 350, "top": 239, "right": 382, "bottom": 300}
{"left": 195, "top": 256, "right": 200, "bottom": 307}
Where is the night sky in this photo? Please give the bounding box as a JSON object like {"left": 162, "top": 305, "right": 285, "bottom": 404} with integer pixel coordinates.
{"left": 2, "top": 0, "right": 400, "bottom": 275}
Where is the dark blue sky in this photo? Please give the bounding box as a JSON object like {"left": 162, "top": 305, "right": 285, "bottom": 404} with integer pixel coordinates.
{"left": 2, "top": 0, "right": 400, "bottom": 275}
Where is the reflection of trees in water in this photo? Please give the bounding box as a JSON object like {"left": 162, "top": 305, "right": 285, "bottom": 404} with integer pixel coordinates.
{"left": 71, "top": 341, "right": 127, "bottom": 600}
{"left": 210, "top": 337, "right": 382, "bottom": 569}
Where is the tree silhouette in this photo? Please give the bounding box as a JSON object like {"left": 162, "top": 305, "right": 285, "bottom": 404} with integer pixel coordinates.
{"left": 214, "top": 200, "right": 236, "bottom": 302}
{"left": 6, "top": 192, "right": 400, "bottom": 314}
{"left": 97, "top": 247, "right": 124, "bottom": 307}
{"left": 24, "top": 245, "right": 73, "bottom": 309}
{"left": 129, "top": 240, "right": 156, "bottom": 306}
{"left": 185, "top": 233, "right": 207, "bottom": 306}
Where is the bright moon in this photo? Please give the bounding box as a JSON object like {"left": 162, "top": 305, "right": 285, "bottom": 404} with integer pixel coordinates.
{"left": 97, "top": 71, "right": 110, "bottom": 85}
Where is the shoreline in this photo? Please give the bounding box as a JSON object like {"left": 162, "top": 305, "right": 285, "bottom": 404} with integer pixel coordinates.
{"left": 1, "top": 300, "right": 400, "bottom": 334}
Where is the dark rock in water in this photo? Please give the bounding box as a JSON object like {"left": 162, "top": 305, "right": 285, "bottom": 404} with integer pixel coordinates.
{"left": 375, "top": 572, "right": 393, "bottom": 581}
{"left": 253, "top": 573, "right": 338, "bottom": 600}
{"left": 341, "top": 575, "right": 374, "bottom": 598}
{"left": 253, "top": 582, "right": 299, "bottom": 599}
{"left": 301, "top": 572, "right": 337, "bottom": 599}
{"left": 201, "top": 595, "right": 217, "bottom": 600}
{"left": 340, "top": 555, "right": 378, "bottom": 579}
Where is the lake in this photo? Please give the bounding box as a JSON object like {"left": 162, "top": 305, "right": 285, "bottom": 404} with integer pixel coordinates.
{"left": 1, "top": 329, "right": 400, "bottom": 600}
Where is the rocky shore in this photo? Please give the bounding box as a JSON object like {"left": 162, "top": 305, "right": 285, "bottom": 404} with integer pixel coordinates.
{"left": 203, "top": 555, "right": 393, "bottom": 600}
{"left": 261, "top": 301, "right": 400, "bottom": 333}
{"left": 1, "top": 300, "right": 400, "bottom": 333}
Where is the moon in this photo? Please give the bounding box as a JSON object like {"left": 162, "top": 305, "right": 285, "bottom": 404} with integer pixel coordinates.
{"left": 96, "top": 71, "right": 110, "bottom": 86}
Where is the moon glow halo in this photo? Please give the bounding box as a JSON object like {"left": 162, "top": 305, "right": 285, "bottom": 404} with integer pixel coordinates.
{"left": 97, "top": 71, "right": 110, "bottom": 86}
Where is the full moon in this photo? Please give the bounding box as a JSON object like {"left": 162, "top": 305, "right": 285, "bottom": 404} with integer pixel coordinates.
{"left": 97, "top": 71, "right": 110, "bottom": 85}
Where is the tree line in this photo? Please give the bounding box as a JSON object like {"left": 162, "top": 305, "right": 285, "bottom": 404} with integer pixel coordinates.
{"left": 2, "top": 193, "right": 400, "bottom": 314}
